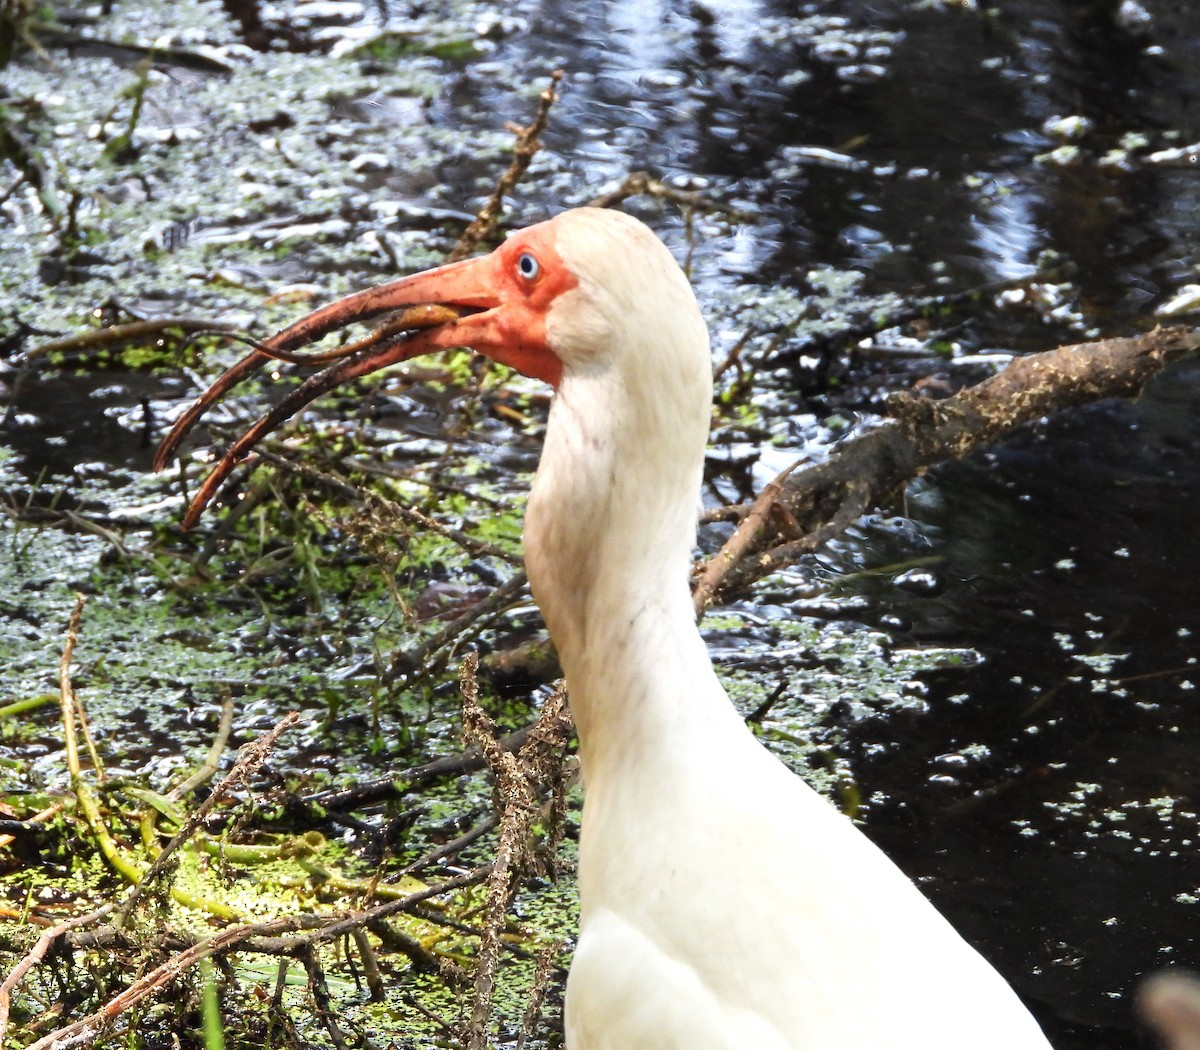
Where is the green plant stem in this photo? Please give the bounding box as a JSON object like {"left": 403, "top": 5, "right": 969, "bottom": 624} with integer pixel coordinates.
{"left": 59, "top": 595, "right": 146, "bottom": 885}
{"left": 0, "top": 693, "right": 56, "bottom": 719}
{"left": 199, "top": 957, "right": 226, "bottom": 1050}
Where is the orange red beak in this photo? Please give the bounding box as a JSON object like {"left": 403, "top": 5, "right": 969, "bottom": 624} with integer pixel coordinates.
{"left": 154, "top": 229, "right": 571, "bottom": 529}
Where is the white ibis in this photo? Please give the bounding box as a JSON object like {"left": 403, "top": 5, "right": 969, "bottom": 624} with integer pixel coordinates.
{"left": 158, "top": 207, "right": 1053, "bottom": 1048}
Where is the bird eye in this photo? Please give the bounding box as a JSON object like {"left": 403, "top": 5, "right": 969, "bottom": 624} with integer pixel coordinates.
{"left": 516, "top": 252, "right": 540, "bottom": 281}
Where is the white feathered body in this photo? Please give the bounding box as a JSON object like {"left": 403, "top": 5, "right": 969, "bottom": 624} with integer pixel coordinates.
{"left": 518, "top": 209, "right": 1051, "bottom": 1050}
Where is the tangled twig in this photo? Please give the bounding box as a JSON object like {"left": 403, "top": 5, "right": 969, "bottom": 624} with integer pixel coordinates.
{"left": 458, "top": 654, "right": 571, "bottom": 1050}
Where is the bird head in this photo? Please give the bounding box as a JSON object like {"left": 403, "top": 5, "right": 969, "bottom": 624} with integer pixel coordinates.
{"left": 155, "top": 207, "right": 710, "bottom": 529}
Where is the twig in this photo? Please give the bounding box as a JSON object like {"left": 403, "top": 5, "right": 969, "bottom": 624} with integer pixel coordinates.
{"left": 0, "top": 802, "right": 63, "bottom": 851}
{"left": 57, "top": 595, "right": 85, "bottom": 782}
{"left": 738, "top": 478, "right": 871, "bottom": 584}
{"left": 0, "top": 903, "right": 117, "bottom": 1043}
{"left": 117, "top": 712, "right": 301, "bottom": 925}
{"left": 385, "top": 571, "right": 529, "bottom": 686}
{"left": 393, "top": 814, "right": 500, "bottom": 880}
{"left": 459, "top": 653, "right": 536, "bottom": 1050}
{"left": 515, "top": 939, "right": 563, "bottom": 1050}
{"left": 458, "top": 657, "right": 572, "bottom": 1050}
{"left": 447, "top": 70, "right": 564, "bottom": 263}
{"left": 28, "top": 26, "right": 235, "bottom": 73}
{"left": 587, "top": 169, "right": 747, "bottom": 219}
{"left": 350, "top": 926, "right": 384, "bottom": 1000}
{"left": 712, "top": 325, "right": 758, "bottom": 384}
{"left": 24, "top": 915, "right": 306, "bottom": 1050}
{"left": 303, "top": 948, "right": 354, "bottom": 1050}
{"left": 367, "top": 920, "right": 456, "bottom": 978}
{"left": 692, "top": 460, "right": 799, "bottom": 615}
{"left": 400, "top": 990, "right": 459, "bottom": 1042}
{"left": 168, "top": 690, "right": 235, "bottom": 800}
{"left": 303, "top": 722, "right": 534, "bottom": 812}
{"left": 243, "top": 867, "right": 493, "bottom": 954}
{"left": 14, "top": 318, "right": 237, "bottom": 366}
{"left": 71, "top": 682, "right": 106, "bottom": 791}
{"left": 25, "top": 868, "right": 491, "bottom": 1050}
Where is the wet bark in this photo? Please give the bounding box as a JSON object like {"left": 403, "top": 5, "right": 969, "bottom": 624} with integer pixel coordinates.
{"left": 693, "top": 326, "right": 1200, "bottom": 609}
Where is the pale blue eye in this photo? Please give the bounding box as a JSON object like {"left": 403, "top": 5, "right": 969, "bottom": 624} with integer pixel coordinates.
{"left": 517, "top": 252, "right": 540, "bottom": 280}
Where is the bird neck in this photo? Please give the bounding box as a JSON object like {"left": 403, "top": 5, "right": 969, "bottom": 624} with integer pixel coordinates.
{"left": 524, "top": 362, "right": 718, "bottom": 779}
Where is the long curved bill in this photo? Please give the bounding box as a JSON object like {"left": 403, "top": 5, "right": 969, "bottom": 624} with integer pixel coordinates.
{"left": 154, "top": 250, "right": 540, "bottom": 530}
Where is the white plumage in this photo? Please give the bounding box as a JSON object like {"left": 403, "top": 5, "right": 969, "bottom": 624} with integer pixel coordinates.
{"left": 165, "top": 207, "right": 1054, "bottom": 1049}
{"left": 523, "top": 210, "right": 1050, "bottom": 1049}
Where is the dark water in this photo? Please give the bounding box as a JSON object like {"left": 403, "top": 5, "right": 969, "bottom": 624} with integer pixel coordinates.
{"left": 857, "top": 380, "right": 1200, "bottom": 1043}
{"left": 4, "top": 1, "right": 1200, "bottom": 1047}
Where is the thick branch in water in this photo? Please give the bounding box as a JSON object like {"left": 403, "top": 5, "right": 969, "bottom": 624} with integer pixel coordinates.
{"left": 695, "top": 326, "right": 1200, "bottom": 607}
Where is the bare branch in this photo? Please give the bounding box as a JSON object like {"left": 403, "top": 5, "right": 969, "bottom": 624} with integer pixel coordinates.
{"left": 448, "top": 71, "right": 565, "bottom": 263}
{"left": 700, "top": 326, "right": 1200, "bottom": 602}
